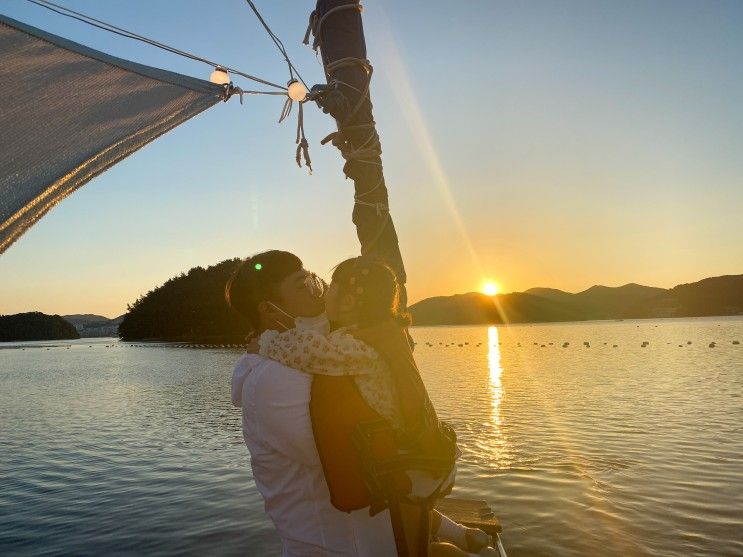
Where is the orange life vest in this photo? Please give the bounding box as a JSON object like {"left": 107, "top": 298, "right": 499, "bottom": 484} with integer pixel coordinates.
{"left": 310, "top": 374, "right": 410, "bottom": 512}
{"left": 309, "top": 321, "right": 455, "bottom": 513}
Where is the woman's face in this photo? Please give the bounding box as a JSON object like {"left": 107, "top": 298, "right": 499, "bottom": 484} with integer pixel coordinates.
{"left": 324, "top": 280, "right": 356, "bottom": 326}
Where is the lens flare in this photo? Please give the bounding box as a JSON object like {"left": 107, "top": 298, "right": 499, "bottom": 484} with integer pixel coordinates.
{"left": 483, "top": 282, "right": 499, "bottom": 296}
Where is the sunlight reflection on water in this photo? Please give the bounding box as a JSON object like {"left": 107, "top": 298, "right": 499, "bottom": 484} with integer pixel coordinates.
{"left": 487, "top": 326, "right": 512, "bottom": 468}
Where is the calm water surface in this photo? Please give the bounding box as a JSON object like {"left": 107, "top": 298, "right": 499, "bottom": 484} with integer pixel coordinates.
{"left": 1, "top": 318, "right": 742, "bottom": 556}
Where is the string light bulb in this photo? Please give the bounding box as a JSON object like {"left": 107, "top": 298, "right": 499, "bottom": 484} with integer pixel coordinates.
{"left": 209, "top": 66, "right": 230, "bottom": 85}
{"left": 287, "top": 79, "right": 307, "bottom": 102}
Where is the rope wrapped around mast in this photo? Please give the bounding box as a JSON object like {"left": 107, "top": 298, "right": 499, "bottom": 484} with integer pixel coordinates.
{"left": 305, "top": 0, "right": 408, "bottom": 309}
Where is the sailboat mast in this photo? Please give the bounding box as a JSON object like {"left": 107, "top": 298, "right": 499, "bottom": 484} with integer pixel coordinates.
{"left": 307, "top": 0, "right": 408, "bottom": 309}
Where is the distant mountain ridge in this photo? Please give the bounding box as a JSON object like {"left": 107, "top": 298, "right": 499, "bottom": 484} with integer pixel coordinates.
{"left": 63, "top": 314, "right": 125, "bottom": 337}
{"left": 410, "top": 275, "right": 743, "bottom": 326}
{"left": 12, "top": 267, "right": 738, "bottom": 343}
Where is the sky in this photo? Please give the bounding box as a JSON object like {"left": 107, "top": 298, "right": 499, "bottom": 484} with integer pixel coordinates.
{"left": 1, "top": 0, "right": 742, "bottom": 317}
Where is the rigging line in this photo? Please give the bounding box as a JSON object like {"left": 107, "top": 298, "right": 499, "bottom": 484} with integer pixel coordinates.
{"left": 234, "top": 90, "right": 287, "bottom": 96}
{"left": 24, "top": 0, "right": 287, "bottom": 91}
{"left": 243, "top": 0, "right": 309, "bottom": 90}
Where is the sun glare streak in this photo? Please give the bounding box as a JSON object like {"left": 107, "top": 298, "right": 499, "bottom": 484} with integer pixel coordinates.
{"left": 491, "top": 295, "right": 510, "bottom": 325}
{"left": 509, "top": 338, "right": 633, "bottom": 552}
{"left": 375, "top": 16, "right": 513, "bottom": 328}
{"left": 485, "top": 329, "right": 631, "bottom": 552}
{"left": 378, "top": 27, "right": 485, "bottom": 279}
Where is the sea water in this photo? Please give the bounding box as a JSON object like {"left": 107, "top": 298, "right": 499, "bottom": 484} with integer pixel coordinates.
{"left": 1, "top": 317, "right": 742, "bottom": 556}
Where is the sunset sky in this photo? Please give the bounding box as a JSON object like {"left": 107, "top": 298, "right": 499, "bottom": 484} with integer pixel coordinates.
{"left": 1, "top": 0, "right": 742, "bottom": 317}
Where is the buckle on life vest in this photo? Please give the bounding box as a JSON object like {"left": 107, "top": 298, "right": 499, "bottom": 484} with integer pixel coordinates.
{"left": 352, "top": 419, "right": 457, "bottom": 512}
{"left": 352, "top": 419, "right": 411, "bottom": 515}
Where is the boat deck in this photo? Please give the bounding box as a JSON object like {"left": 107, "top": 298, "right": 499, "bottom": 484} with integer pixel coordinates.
{"left": 435, "top": 498, "right": 506, "bottom": 556}
{"left": 436, "top": 498, "right": 502, "bottom": 535}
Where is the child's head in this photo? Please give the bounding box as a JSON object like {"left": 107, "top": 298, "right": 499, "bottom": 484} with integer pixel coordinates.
{"left": 326, "top": 256, "right": 411, "bottom": 328}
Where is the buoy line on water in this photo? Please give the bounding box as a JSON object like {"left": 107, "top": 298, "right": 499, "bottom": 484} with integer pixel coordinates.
{"left": 35, "top": 338, "right": 740, "bottom": 351}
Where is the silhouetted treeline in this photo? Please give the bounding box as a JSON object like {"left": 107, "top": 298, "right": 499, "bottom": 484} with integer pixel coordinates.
{"left": 0, "top": 312, "right": 80, "bottom": 341}
{"left": 118, "top": 259, "right": 249, "bottom": 342}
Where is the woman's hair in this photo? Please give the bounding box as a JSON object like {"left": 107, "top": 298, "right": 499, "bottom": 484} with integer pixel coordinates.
{"left": 331, "top": 256, "right": 411, "bottom": 327}
{"left": 225, "top": 250, "right": 303, "bottom": 332}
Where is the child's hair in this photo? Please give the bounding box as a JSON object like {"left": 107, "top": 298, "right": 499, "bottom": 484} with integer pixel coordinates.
{"left": 331, "top": 256, "right": 411, "bottom": 327}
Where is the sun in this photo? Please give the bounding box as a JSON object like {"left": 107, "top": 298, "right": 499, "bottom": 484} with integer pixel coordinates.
{"left": 482, "top": 282, "right": 499, "bottom": 296}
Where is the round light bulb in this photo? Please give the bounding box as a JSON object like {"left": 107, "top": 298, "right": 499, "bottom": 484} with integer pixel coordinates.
{"left": 209, "top": 67, "right": 230, "bottom": 85}
{"left": 287, "top": 80, "right": 307, "bottom": 102}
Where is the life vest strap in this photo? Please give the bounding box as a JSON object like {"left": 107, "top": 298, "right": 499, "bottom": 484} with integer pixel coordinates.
{"left": 351, "top": 419, "right": 456, "bottom": 508}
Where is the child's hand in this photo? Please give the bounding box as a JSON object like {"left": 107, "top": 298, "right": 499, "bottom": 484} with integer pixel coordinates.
{"left": 245, "top": 334, "right": 260, "bottom": 354}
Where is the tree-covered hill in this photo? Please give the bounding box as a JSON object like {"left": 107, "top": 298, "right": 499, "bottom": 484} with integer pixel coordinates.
{"left": 0, "top": 312, "right": 80, "bottom": 341}
{"left": 118, "top": 259, "right": 249, "bottom": 342}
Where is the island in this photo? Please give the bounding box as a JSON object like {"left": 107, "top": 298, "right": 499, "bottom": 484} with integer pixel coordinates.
{"left": 0, "top": 312, "right": 80, "bottom": 341}
{"left": 118, "top": 259, "right": 248, "bottom": 343}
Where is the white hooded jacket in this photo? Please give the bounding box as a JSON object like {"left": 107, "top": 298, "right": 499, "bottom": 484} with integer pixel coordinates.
{"left": 231, "top": 352, "right": 397, "bottom": 556}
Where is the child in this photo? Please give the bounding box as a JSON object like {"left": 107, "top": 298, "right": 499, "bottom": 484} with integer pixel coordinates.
{"left": 249, "top": 255, "right": 495, "bottom": 556}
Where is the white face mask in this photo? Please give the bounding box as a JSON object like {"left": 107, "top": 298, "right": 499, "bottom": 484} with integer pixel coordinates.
{"left": 267, "top": 302, "right": 330, "bottom": 336}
